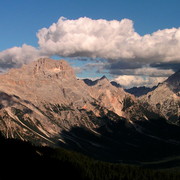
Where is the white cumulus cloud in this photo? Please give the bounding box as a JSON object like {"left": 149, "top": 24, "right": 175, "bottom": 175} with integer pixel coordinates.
{"left": 37, "top": 17, "right": 180, "bottom": 64}
{"left": 114, "top": 75, "right": 166, "bottom": 88}
{"left": 37, "top": 17, "right": 140, "bottom": 59}
{"left": 0, "top": 44, "right": 42, "bottom": 70}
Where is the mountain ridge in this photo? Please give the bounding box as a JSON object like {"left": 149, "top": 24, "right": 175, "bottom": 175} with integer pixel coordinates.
{"left": 125, "top": 86, "right": 157, "bottom": 97}
{"left": 140, "top": 70, "right": 180, "bottom": 124}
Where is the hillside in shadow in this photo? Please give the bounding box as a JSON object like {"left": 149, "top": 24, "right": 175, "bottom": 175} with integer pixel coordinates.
{"left": 59, "top": 117, "right": 180, "bottom": 165}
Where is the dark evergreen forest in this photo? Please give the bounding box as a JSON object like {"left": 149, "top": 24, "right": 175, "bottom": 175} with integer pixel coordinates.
{"left": 0, "top": 134, "right": 180, "bottom": 180}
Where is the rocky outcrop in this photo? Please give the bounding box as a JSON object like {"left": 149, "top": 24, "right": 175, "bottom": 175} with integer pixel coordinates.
{"left": 88, "top": 76, "right": 135, "bottom": 117}
{"left": 140, "top": 70, "right": 180, "bottom": 125}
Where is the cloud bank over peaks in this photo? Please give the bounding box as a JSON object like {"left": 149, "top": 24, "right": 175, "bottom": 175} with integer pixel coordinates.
{"left": 37, "top": 17, "right": 180, "bottom": 64}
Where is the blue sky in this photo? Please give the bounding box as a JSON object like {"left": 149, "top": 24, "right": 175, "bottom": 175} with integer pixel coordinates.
{"left": 1, "top": 0, "right": 180, "bottom": 50}
{"left": 0, "top": 0, "right": 180, "bottom": 87}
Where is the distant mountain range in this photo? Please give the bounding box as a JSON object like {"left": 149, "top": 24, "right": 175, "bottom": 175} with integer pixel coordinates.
{"left": 0, "top": 58, "right": 179, "bottom": 162}
{"left": 83, "top": 76, "right": 157, "bottom": 97}
{"left": 125, "top": 86, "right": 157, "bottom": 97}
{"left": 83, "top": 76, "right": 122, "bottom": 89}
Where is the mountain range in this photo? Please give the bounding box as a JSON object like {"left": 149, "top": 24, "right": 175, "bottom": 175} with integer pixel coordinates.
{"left": 0, "top": 58, "right": 179, "bottom": 162}
{"left": 125, "top": 86, "right": 157, "bottom": 97}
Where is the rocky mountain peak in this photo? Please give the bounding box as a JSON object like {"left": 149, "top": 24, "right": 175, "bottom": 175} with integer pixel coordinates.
{"left": 33, "top": 58, "right": 70, "bottom": 71}
{"left": 31, "top": 58, "right": 76, "bottom": 80}
{"left": 5, "top": 58, "right": 76, "bottom": 81}
{"left": 83, "top": 76, "right": 110, "bottom": 87}
{"left": 96, "top": 76, "right": 110, "bottom": 87}
{"left": 100, "top": 75, "right": 108, "bottom": 80}
{"left": 140, "top": 69, "right": 180, "bottom": 124}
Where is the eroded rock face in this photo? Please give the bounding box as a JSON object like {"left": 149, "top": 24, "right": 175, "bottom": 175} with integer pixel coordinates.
{"left": 88, "top": 77, "right": 134, "bottom": 117}
{"left": 140, "top": 70, "right": 180, "bottom": 125}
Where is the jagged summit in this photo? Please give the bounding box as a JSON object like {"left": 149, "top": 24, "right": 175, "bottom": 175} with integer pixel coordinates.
{"left": 32, "top": 58, "right": 71, "bottom": 71}
{"left": 100, "top": 75, "right": 108, "bottom": 80}
{"left": 83, "top": 76, "right": 110, "bottom": 87}
{"left": 31, "top": 58, "right": 76, "bottom": 79}
{"left": 96, "top": 75, "right": 110, "bottom": 87}
{"left": 6, "top": 58, "right": 76, "bottom": 80}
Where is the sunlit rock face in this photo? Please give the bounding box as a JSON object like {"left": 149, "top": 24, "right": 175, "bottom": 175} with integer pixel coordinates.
{"left": 140, "top": 70, "right": 180, "bottom": 125}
